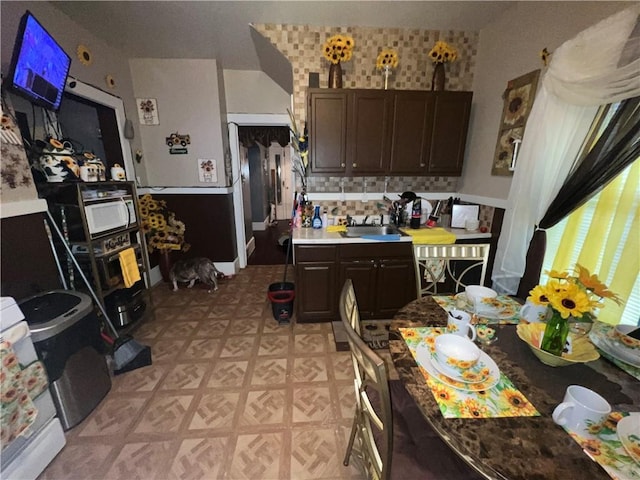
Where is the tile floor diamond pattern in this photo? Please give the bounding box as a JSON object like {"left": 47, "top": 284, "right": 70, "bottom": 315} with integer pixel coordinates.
{"left": 169, "top": 437, "right": 230, "bottom": 480}
{"left": 133, "top": 394, "right": 193, "bottom": 433}
{"left": 40, "top": 265, "right": 373, "bottom": 480}
{"left": 229, "top": 433, "right": 283, "bottom": 480}
{"left": 240, "top": 389, "right": 286, "bottom": 425}
{"left": 189, "top": 392, "right": 240, "bottom": 430}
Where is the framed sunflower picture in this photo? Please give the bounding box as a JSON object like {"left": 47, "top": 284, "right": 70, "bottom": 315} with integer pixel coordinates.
{"left": 491, "top": 69, "right": 540, "bottom": 176}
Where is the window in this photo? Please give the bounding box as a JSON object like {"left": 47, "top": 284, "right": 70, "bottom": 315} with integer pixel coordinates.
{"left": 541, "top": 159, "right": 639, "bottom": 325}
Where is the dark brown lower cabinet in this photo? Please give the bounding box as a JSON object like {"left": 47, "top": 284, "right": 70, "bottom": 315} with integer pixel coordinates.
{"left": 294, "top": 245, "right": 338, "bottom": 322}
{"left": 295, "top": 242, "right": 416, "bottom": 323}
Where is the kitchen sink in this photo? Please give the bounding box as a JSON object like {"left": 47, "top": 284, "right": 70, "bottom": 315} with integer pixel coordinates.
{"left": 340, "top": 225, "right": 403, "bottom": 238}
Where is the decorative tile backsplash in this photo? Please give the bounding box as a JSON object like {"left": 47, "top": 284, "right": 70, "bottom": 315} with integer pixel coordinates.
{"left": 252, "top": 23, "right": 480, "bottom": 198}
{"left": 253, "top": 24, "right": 479, "bottom": 123}
{"left": 306, "top": 175, "right": 458, "bottom": 193}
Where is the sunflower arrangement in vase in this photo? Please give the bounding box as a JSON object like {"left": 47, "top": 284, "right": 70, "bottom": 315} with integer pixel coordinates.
{"left": 376, "top": 48, "right": 399, "bottom": 90}
{"left": 428, "top": 40, "right": 458, "bottom": 91}
{"left": 138, "top": 194, "right": 190, "bottom": 253}
{"left": 322, "top": 34, "right": 355, "bottom": 88}
{"left": 527, "top": 264, "right": 621, "bottom": 356}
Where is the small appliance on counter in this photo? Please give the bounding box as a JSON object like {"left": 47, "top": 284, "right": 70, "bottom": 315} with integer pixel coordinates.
{"left": 451, "top": 204, "right": 480, "bottom": 229}
{"left": 105, "top": 281, "right": 146, "bottom": 328}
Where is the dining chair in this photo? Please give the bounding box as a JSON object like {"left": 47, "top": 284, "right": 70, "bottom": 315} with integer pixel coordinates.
{"left": 339, "top": 280, "right": 483, "bottom": 480}
{"left": 413, "top": 243, "right": 491, "bottom": 298}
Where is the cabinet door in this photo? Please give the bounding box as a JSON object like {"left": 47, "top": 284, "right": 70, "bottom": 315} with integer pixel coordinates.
{"left": 339, "top": 260, "right": 377, "bottom": 319}
{"left": 348, "top": 91, "right": 392, "bottom": 175}
{"left": 375, "top": 259, "right": 416, "bottom": 318}
{"left": 389, "top": 91, "right": 435, "bottom": 174}
{"left": 309, "top": 90, "right": 348, "bottom": 174}
{"left": 295, "top": 245, "right": 338, "bottom": 322}
{"left": 296, "top": 262, "right": 337, "bottom": 322}
{"left": 428, "top": 92, "right": 473, "bottom": 176}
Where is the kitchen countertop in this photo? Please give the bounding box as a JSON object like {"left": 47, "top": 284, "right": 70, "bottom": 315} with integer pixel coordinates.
{"left": 291, "top": 226, "right": 491, "bottom": 245}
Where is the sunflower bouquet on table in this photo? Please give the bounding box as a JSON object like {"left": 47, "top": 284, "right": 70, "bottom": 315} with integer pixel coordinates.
{"left": 138, "top": 194, "right": 190, "bottom": 253}
{"left": 528, "top": 264, "right": 622, "bottom": 356}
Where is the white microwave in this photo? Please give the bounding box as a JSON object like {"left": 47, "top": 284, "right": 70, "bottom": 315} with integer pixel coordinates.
{"left": 84, "top": 198, "right": 136, "bottom": 235}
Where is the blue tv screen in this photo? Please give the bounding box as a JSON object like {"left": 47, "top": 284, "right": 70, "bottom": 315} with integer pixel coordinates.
{"left": 8, "top": 11, "right": 71, "bottom": 111}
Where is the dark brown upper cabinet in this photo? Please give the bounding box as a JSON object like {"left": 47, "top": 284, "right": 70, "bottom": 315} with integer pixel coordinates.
{"left": 308, "top": 91, "right": 348, "bottom": 174}
{"left": 347, "top": 90, "right": 393, "bottom": 176}
{"left": 308, "top": 89, "right": 472, "bottom": 177}
{"left": 428, "top": 91, "right": 473, "bottom": 175}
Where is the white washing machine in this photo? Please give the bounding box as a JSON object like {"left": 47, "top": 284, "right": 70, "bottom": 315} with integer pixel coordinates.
{"left": 0, "top": 297, "right": 66, "bottom": 480}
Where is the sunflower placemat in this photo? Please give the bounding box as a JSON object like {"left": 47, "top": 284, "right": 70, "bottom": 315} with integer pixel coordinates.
{"left": 400, "top": 327, "right": 540, "bottom": 419}
{"left": 433, "top": 294, "right": 522, "bottom": 324}
{"left": 565, "top": 412, "right": 640, "bottom": 480}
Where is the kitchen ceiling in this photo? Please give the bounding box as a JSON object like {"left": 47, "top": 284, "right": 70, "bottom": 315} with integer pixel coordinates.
{"left": 51, "top": 1, "right": 516, "bottom": 71}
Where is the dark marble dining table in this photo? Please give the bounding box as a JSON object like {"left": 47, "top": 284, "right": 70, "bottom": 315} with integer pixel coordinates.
{"left": 389, "top": 296, "right": 640, "bottom": 480}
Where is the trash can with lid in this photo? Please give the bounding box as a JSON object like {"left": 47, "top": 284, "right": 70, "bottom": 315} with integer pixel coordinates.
{"left": 19, "top": 290, "right": 111, "bottom": 430}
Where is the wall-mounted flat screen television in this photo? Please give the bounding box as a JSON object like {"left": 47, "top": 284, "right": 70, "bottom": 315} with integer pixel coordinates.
{"left": 6, "top": 10, "right": 71, "bottom": 112}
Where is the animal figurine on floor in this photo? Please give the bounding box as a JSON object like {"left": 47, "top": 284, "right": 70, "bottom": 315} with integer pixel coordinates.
{"left": 169, "top": 257, "right": 225, "bottom": 293}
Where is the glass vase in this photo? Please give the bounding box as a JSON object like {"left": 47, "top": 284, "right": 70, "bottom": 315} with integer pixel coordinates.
{"left": 540, "top": 308, "right": 570, "bottom": 356}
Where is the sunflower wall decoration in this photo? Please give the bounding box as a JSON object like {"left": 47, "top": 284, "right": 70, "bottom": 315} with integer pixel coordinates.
{"left": 136, "top": 98, "right": 159, "bottom": 125}
{"left": 491, "top": 69, "right": 540, "bottom": 176}
{"left": 77, "top": 45, "right": 93, "bottom": 66}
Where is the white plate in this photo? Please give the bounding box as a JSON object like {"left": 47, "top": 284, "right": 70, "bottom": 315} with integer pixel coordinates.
{"left": 454, "top": 293, "right": 515, "bottom": 320}
{"left": 617, "top": 415, "right": 640, "bottom": 465}
{"left": 431, "top": 352, "right": 492, "bottom": 384}
{"left": 590, "top": 332, "right": 640, "bottom": 368}
{"left": 416, "top": 344, "right": 500, "bottom": 392}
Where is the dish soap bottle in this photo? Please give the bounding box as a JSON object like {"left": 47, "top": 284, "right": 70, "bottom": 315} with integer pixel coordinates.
{"left": 410, "top": 198, "right": 422, "bottom": 229}
{"left": 312, "top": 205, "right": 322, "bottom": 229}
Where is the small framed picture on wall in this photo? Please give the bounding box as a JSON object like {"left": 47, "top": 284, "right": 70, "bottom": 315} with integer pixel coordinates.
{"left": 491, "top": 69, "right": 540, "bottom": 176}
{"left": 137, "top": 98, "right": 159, "bottom": 125}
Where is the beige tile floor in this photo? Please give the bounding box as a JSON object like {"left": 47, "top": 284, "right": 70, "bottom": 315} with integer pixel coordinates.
{"left": 38, "top": 265, "right": 375, "bottom": 480}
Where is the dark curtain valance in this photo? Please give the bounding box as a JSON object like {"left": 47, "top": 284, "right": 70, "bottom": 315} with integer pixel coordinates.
{"left": 539, "top": 96, "right": 640, "bottom": 229}
{"left": 238, "top": 126, "right": 290, "bottom": 148}
{"left": 516, "top": 96, "right": 639, "bottom": 298}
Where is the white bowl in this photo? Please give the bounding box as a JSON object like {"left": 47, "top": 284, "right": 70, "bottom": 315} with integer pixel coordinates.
{"left": 434, "top": 333, "right": 481, "bottom": 375}
{"left": 465, "top": 285, "right": 498, "bottom": 311}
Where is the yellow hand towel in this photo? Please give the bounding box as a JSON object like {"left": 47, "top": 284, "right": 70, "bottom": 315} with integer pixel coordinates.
{"left": 326, "top": 225, "right": 347, "bottom": 233}
{"left": 399, "top": 227, "right": 456, "bottom": 245}
{"left": 119, "top": 247, "right": 141, "bottom": 288}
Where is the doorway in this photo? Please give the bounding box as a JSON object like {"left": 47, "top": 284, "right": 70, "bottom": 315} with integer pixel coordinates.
{"left": 228, "top": 114, "right": 292, "bottom": 268}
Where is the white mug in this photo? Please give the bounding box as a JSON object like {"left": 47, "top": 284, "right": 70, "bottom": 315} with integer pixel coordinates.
{"left": 447, "top": 309, "right": 476, "bottom": 341}
{"left": 520, "top": 301, "right": 549, "bottom": 323}
{"left": 552, "top": 385, "right": 611, "bottom": 433}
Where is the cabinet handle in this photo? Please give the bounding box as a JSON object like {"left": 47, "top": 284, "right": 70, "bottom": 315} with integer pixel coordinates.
{"left": 352, "top": 163, "right": 357, "bottom": 168}
{"left": 341, "top": 163, "right": 346, "bottom": 168}
{"left": 420, "top": 163, "right": 426, "bottom": 167}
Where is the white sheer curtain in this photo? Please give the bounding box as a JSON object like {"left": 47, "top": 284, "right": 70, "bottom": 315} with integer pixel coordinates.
{"left": 492, "top": 5, "right": 640, "bottom": 294}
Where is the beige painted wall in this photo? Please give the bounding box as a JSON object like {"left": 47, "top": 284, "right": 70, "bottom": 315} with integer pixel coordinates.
{"left": 461, "top": 1, "right": 631, "bottom": 200}
{"left": 129, "top": 58, "right": 228, "bottom": 187}
{"left": 0, "top": 1, "right": 144, "bottom": 179}
{"left": 223, "top": 70, "right": 290, "bottom": 114}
